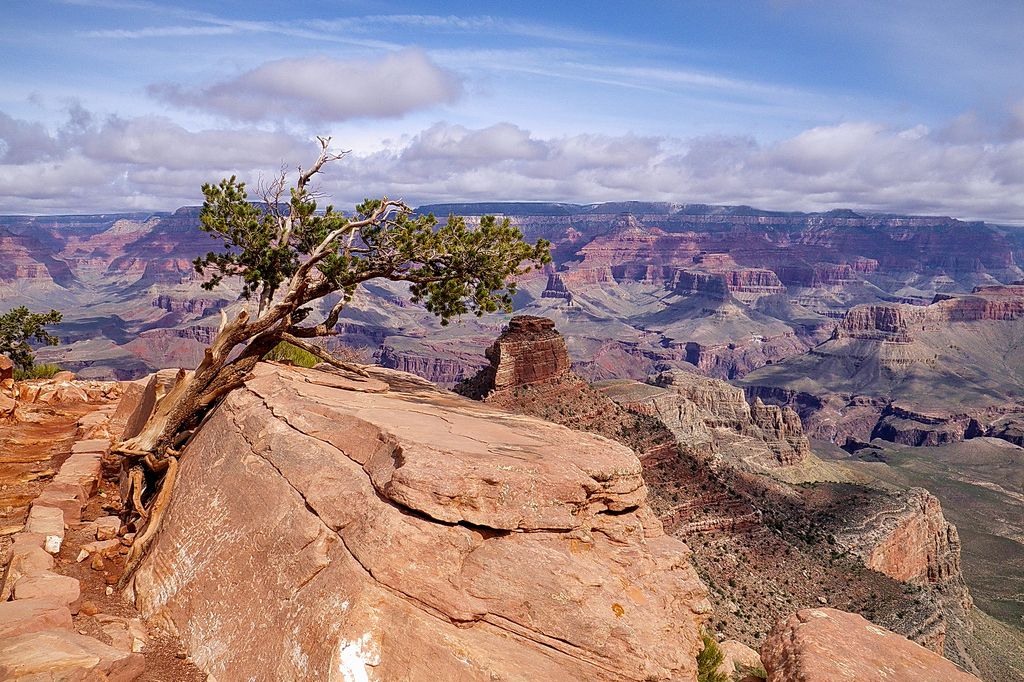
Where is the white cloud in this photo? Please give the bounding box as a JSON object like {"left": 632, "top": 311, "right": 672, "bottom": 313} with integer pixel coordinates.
{"left": 1, "top": 105, "right": 1024, "bottom": 223}
{"left": 149, "top": 50, "right": 462, "bottom": 124}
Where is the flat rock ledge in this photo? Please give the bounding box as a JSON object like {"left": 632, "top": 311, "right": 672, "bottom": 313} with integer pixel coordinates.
{"left": 131, "top": 362, "right": 711, "bottom": 681}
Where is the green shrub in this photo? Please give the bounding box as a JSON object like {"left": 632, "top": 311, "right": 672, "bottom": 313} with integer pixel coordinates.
{"left": 697, "top": 633, "right": 728, "bottom": 682}
{"left": 13, "top": 363, "right": 62, "bottom": 380}
{"left": 263, "top": 341, "right": 319, "bottom": 368}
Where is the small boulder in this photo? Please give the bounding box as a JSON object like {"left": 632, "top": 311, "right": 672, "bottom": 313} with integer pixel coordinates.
{"left": 0, "top": 355, "right": 13, "bottom": 383}
{"left": 95, "top": 515, "right": 122, "bottom": 540}
{"left": 81, "top": 538, "right": 122, "bottom": 559}
{"left": 718, "top": 639, "right": 763, "bottom": 680}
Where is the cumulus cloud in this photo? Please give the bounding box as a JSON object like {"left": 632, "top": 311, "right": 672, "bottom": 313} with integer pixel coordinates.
{"left": 316, "top": 117, "right": 1024, "bottom": 223}
{"left": 0, "top": 112, "right": 63, "bottom": 164}
{"left": 0, "top": 106, "right": 310, "bottom": 212}
{"left": 2, "top": 105, "right": 1024, "bottom": 223}
{"left": 150, "top": 50, "right": 461, "bottom": 124}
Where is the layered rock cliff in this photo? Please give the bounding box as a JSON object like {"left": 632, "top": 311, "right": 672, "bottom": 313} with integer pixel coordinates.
{"left": 640, "top": 370, "right": 811, "bottom": 467}
{"left": 455, "top": 318, "right": 987, "bottom": 673}
{"left": 834, "top": 489, "right": 964, "bottom": 586}
{"left": 131, "top": 363, "right": 711, "bottom": 681}
{"left": 836, "top": 285, "right": 1024, "bottom": 342}
{"left": 459, "top": 316, "right": 571, "bottom": 397}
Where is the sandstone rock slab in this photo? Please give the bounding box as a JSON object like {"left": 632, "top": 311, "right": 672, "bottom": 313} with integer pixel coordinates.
{"left": 0, "top": 597, "right": 73, "bottom": 639}
{"left": 760, "top": 608, "right": 979, "bottom": 681}
{"left": 132, "top": 362, "right": 710, "bottom": 682}
{"left": 0, "top": 392, "right": 16, "bottom": 420}
{"left": 53, "top": 452, "right": 103, "bottom": 498}
{"left": 0, "top": 533, "right": 53, "bottom": 600}
{"left": 0, "top": 629, "right": 144, "bottom": 681}
{"left": 71, "top": 438, "right": 111, "bottom": 454}
{"left": 33, "top": 481, "right": 86, "bottom": 524}
{"left": 25, "top": 505, "right": 64, "bottom": 553}
{"left": 13, "top": 571, "right": 81, "bottom": 607}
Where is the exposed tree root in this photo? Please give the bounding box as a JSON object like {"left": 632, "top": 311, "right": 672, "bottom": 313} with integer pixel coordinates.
{"left": 127, "top": 467, "right": 148, "bottom": 521}
{"left": 119, "top": 456, "right": 178, "bottom": 590}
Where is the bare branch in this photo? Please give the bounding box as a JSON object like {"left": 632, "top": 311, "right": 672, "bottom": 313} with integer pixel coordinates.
{"left": 296, "top": 136, "right": 349, "bottom": 192}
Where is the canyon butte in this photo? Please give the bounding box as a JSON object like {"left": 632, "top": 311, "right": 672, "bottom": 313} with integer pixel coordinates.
{"left": 2, "top": 201, "right": 1023, "bottom": 680}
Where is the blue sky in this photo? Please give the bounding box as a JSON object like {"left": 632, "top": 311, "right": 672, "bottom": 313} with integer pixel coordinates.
{"left": 2, "top": 0, "right": 1024, "bottom": 221}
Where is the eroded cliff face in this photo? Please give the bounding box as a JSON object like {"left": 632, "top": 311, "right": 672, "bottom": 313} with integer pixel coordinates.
{"left": 834, "top": 489, "right": 964, "bottom": 587}
{"left": 641, "top": 370, "right": 811, "bottom": 467}
{"left": 131, "top": 363, "right": 711, "bottom": 682}
{"left": 836, "top": 285, "right": 1024, "bottom": 342}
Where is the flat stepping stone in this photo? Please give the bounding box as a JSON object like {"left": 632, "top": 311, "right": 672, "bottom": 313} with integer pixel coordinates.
{"left": 0, "top": 629, "right": 144, "bottom": 681}
{"left": 24, "top": 506, "right": 64, "bottom": 553}
{"left": 0, "top": 598, "right": 73, "bottom": 639}
{"left": 54, "top": 452, "right": 103, "bottom": 498}
{"left": 33, "top": 482, "right": 86, "bottom": 524}
{"left": 13, "top": 571, "right": 80, "bottom": 608}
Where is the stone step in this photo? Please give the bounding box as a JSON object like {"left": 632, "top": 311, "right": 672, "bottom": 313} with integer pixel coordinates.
{"left": 0, "top": 533, "right": 54, "bottom": 600}
{"left": 0, "top": 629, "right": 144, "bottom": 681}
{"left": 12, "top": 571, "right": 81, "bottom": 610}
{"left": 0, "top": 598, "right": 73, "bottom": 639}
{"left": 53, "top": 452, "right": 103, "bottom": 498}
{"left": 32, "top": 481, "right": 86, "bottom": 524}
{"left": 24, "top": 505, "right": 64, "bottom": 553}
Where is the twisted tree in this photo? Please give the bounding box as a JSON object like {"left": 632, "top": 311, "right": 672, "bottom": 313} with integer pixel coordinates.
{"left": 115, "top": 138, "right": 550, "bottom": 578}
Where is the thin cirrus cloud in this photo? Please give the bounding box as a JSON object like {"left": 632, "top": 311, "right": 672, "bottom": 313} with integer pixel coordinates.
{"left": 149, "top": 50, "right": 462, "bottom": 124}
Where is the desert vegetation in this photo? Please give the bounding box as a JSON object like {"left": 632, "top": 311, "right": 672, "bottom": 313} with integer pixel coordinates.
{"left": 0, "top": 306, "right": 62, "bottom": 372}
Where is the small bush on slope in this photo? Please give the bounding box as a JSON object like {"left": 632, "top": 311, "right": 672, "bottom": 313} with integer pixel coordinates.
{"left": 697, "top": 633, "right": 729, "bottom": 682}
{"left": 14, "top": 363, "right": 62, "bottom": 380}
{"left": 264, "top": 341, "right": 319, "bottom": 368}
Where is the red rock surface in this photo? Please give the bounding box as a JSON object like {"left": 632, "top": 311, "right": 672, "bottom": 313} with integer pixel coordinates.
{"left": 0, "top": 629, "right": 145, "bottom": 681}
{"left": 836, "top": 488, "right": 964, "bottom": 586}
{"left": 457, "top": 316, "right": 572, "bottom": 399}
{"left": 0, "top": 355, "right": 12, "bottom": 383}
{"left": 760, "top": 608, "right": 980, "bottom": 681}
{"left": 131, "top": 363, "right": 711, "bottom": 681}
